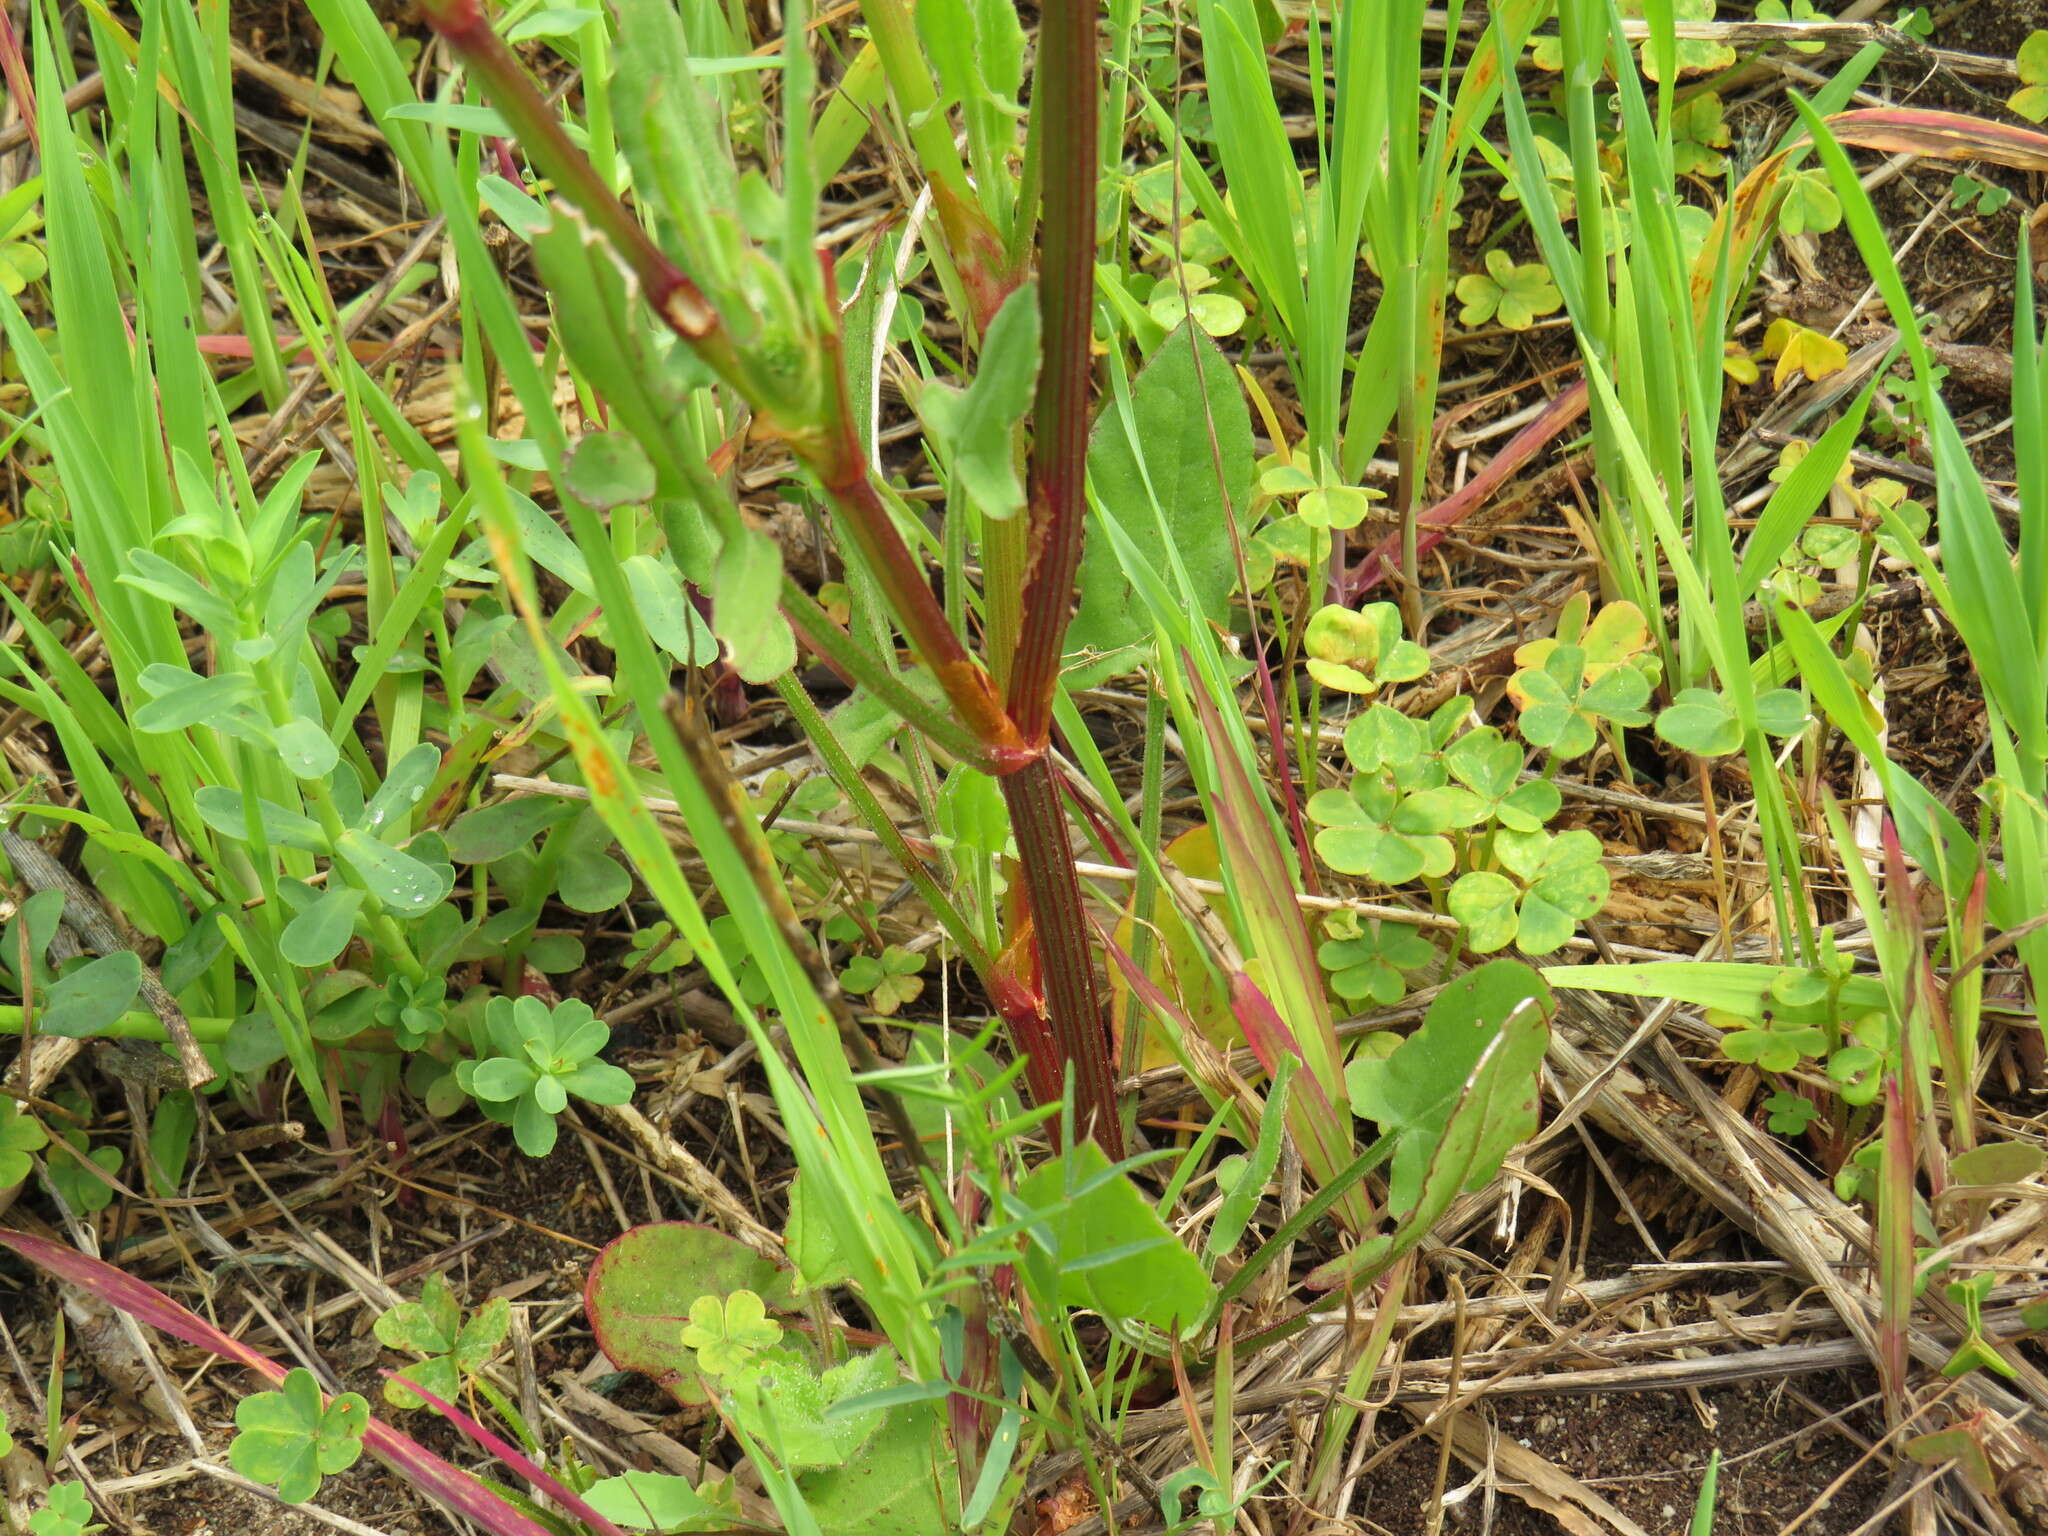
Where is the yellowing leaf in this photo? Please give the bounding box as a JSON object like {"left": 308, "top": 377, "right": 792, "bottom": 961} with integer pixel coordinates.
{"left": 1109, "top": 824, "right": 1234, "bottom": 1069}
{"left": 1763, "top": 318, "right": 1848, "bottom": 389}
{"left": 2010, "top": 31, "right": 2048, "bottom": 122}
{"left": 1512, "top": 599, "right": 1650, "bottom": 683}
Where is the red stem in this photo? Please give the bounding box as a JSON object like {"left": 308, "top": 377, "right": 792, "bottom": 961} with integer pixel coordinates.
{"left": 1006, "top": 0, "right": 1099, "bottom": 747}
{"left": 1002, "top": 756, "right": 1123, "bottom": 1156}
{"left": 417, "top": 0, "right": 721, "bottom": 345}
{"left": 995, "top": 0, "right": 1125, "bottom": 1153}
{"left": 812, "top": 301, "right": 1031, "bottom": 766}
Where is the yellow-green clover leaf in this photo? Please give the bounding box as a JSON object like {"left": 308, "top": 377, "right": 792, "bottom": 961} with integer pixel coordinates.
{"left": 680, "top": 1289, "right": 783, "bottom": 1377}
{"left": 1303, "top": 602, "right": 1430, "bottom": 695}
{"left": 2009, "top": 30, "right": 2048, "bottom": 121}
{"left": 1455, "top": 249, "right": 1562, "bottom": 332}
{"left": 1756, "top": 0, "right": 1826, "bottom": 52}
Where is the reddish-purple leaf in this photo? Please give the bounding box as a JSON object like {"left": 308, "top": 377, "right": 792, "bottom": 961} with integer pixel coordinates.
{"left": 1825, "top": 108, "right": 2048, "bottom": 172}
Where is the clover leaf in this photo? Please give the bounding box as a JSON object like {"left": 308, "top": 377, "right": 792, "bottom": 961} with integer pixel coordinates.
{"left": 705, "top": 915, "right": 774, "bottom": 1006}
{"left": 373, "top": 1272, "right": 511, "bottom": 1410}
{"left": 1448, "top": 828, "right": 1610, "bottom": 954}
{"left": 1757, "top": 0, "right": 1826, "bottom": 51}
{"left": 1670, "top": 91, "right": 1730, "bottom": 177}
{"left": 624, "top": 920, "right": 694, "bottom": 975}
{"left": 1441, "top": 726, "right": 1561, "bottom": 833}
{"left": 840, "top": 944, "right": 926, "bottom": 1016}
{"left": 1507, "top": 642, "right": 1652, "bottom": 760}
{"left": 1763, "top": 318, "right": 1848, "bottom": 389}
{"left": 1949, "top": 173, "right": 2011, "bottom": 216}
{"left": 454, "top": 994, "right": 636, "bottom": 1157}
{"left": 44, "top": 1115, "right": 122, "bottom": 1216}
{"left": 1310, "top": 770, "right": 1483, "bottom": 887}
{"left": 27, "top": 1483, "right": 101, "bottom": 1536}
{"left": 0, "top": 183, "right": 46, "bottom": 302}
{"left": 1627, "top": 0, "right": 1734, "bottom": 78}
{"left": 1826, "top": 1043, "right": 1883, "bottom": 1106}
{"left": 229, "top": 1368, "right": 369, "bottom": 1504}
{"left": 0, "top": 1097, "right": 49, "bottom": 1187}
{"left": 1455, "top": 249, "right": 1562, "bottom": 331}
{"left": 1340, "top": 703, "right": 1428, "bottom": 775}
{"left": 2009, "top": 30, "right": 2048, "bottom": 122}
{"left": 1304, "top": 602, "right": 1431, "bottom": 695}
{"left": 1257, "top": 453, "right": 1382, "bottom": 534}
{"left": 1655, "top": 686, "right": 1808, "bottom": 757}
{"left": 1318, "top": 914, "right": 1438, "bottom": 1006}
{"left": 1858, "top": 477, "right": 1932, "bottom": 561}
{"left": 1777, "top": 167, "right": 1842, "bottom": 236}
{"left": 1146, "top": 265, "right": 1247, "bottom": 338}
{"left": 1501, "top": 133, "right": 1577, "bottom": 222}
{"left": 1511, "top": 597, "right": 1653, "bottom": 682}
{"left": 679, "top": 1290, "right": 783, "bottom": 1378}
{"left": 1764, "top": 1091, "right": 1820, "bottom": 1136}
{"left": 1712, "top": 1012, "right": 1827, "bottom": 1074}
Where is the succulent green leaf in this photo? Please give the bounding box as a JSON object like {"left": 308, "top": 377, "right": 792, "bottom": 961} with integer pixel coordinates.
{"left": 279, "top": 887, "right": 366, "bottom": 969}
{"left": 38, "top": 952, "right": 142, "bottom": 1039}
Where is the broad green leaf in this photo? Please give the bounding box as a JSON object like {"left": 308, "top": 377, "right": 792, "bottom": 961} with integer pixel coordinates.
{"left": 558, "top": 848, "right": 632, "bottom": 913}
{"left": 1016, "top": 1140, "right": 1214, "bottom": 1332}
{"left": 1541, "top": 959, "right": 1889, "bottom": 1019}
{"left": 918, "top": 282, "right": 1039, "bottom": 521}
{"left": 334, "top": 829, "right": 453, "bottom": 915}
{"left": 446, "top": 796, "right": 581, "bottom": 863}
{"left": 280, "top": 887, "right": 366, "bottom": 969}
{"left": 730, "top": 1346, "right": 893, "bottom": 1467}
{"left": 147, "top": 1090, "right": 198, "bottom": 1196}
{"left": 271, "top": 718, "right": 340, "bottom": 780}
{"left": 360, "top": 743, "right": 445, "bottom": 837}
{"left": 796, "top": 1400, "right": 949, "bottom": 1535}
{"left": 565, "top": 431, "right": 657, "bottom": 510}
{"left": 510, "top": 490, "right": 593, "bottom": 596}
{"left": 120, "top": 550, "right": 239, "bottom": 637}
{"left": 1312, "top": 963, "right": 1551, "bottom": 1286}
{"left": 194, "top": 787, "right": 329, "bottom": 853}
{"left": 1071, "top": 319, "right": 1253, "bottom": 674}
{"left": 583, "top": 1471, "right": 734, "bottom": 1532}
{"left": 710, "top": 524, "right": 795, "bottom": 683}
{"left": 132, "top": 667, "right": 259, "bottom": 732}
{"left": 622, "top": 554, "right": 717, "bottom": 665}
{"left": 40, "top": 951, "right": 142, "bottom": 1038}
{"left": 1343, "top": 960, "right": 1552, "bottom": 1216}
{"left": 1948, "top": 1142, "right": 2047, "bottom": 1187}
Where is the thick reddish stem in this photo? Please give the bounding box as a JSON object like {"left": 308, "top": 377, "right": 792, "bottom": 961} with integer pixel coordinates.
{"left": 1002, "top": 756, "right": 1122, "bottom": 1156}
{"left": 1006, "top": 0, "right": 1099, "bottom": 747}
